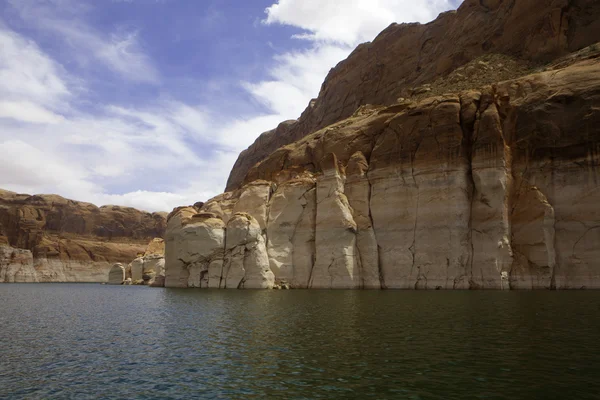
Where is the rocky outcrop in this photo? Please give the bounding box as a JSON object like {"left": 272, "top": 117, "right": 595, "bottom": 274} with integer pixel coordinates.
{"left": 165, "top": 210, "right": 226, "bottom": 288}
{"left": 144, "top": 238, "right": 165, "bottom": 256}
{"left": 116, "top": 238, "right": 167, "bottom": 286}
{"left": 164, "top": 207, "right": 275, "bottom": 289}
{"left": 0, "top": 190, "right": 167, "bottom": 282}
{"left": 227, "top": 0, "right": 600, "bottom": 191}
{"left": 126, "top": 254, "right": 166, "bottom": 285}
{"left": 144, "top": 255, "right": 166, "bottom": 286}
{"left": 130, "top": 257, "right": 144, "bottom": 282}
{"left": 108, "top": 264, "right": 125, "bottom": 285}
{"left": 0, "top": 245, "right": 37, "bottom": 283}
{"left": 166, "top": 52, "right": 600, "bottom": 289}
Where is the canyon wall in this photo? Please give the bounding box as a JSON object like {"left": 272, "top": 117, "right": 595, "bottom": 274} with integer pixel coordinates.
{"left": 226, "top": 0, "right": 600, "bottom": 191}
{"left": 0, "top": 190, "right": 167, "bottom": 283}
{"left": 166, "top": 56, "right": 600, "bottom": 289}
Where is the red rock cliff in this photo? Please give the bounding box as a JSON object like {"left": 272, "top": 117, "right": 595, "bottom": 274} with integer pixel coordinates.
{"left": 226, "top": 0, "right": 600, "bottom": 191}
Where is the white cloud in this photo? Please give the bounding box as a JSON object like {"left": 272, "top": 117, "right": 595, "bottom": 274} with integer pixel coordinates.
{"left": 264, "top": 0, "right": 454, "bottom": 45}
{"left": 244, "top": 44, "right": 351, "bottom": 117}
{"left": 97, "top": 191, "right": 197, "bottom": 214}
{"left": 0, "top": 140, "right": 97, "bottom": 197}
{"left": 0, "top": 25, "right": 227, "bottom": 211}
{"left": 0, "top": 29, "right": 284, "bottom": 212}
{"left": 0, "top": 101, "right": 65, "bottom": 124}
{"left": 0, "top": 29, "right": 71, "bottom": 106}
{"left": 253, "top": 0, "right": 455, "bottom": 124}
{"left": 59, "top": 26, "right": 159, "bottom": 83}
{"left": 0, "top": 0, "right": 456, "bottom": 213}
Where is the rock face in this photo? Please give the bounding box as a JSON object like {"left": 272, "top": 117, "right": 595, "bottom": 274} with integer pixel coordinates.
{"left": 0, "top": 190, "right": 167, "bottom": 283}
{"left": 118, "top": 238, "right": 167, "bottom": 287}
{"left": 345, "top": 152, "right": 381, "bottom": 289}
{"left": 144, "top": 238, "right": 165, "bottom": 256}
{"left": 266, "top": 177, "right": 316, "bottom": 288}
{"left": 223, "top": 213, "right": 274, "bottom": 289}
{"left": 164, "top": 209, "right": 274, "bottom": 289}
{"left": 226, "top": 0, "right": 600, "bottom": 191}
{"left": 108, "top": 264, "right": 125, "bottom": 285}
{"left": 0, "top": 246, "right": 38, "bottom": 283}
{"left": 310, "top": 154, "right": 359, "bottom": 289}
{"left": 166, "top": 49, "right": 600, "bottom": 289}
{"left": 165, "top": 210, "right": 226, "bottom": 288}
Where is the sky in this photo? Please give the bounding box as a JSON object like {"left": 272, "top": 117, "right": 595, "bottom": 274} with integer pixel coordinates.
{"left": 0, "top": 0, "right": 459, "bottom": 212}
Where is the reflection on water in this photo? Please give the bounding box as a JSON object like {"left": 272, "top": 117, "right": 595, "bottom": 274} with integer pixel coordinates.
{"left": 1, "top": 284, "right": 600, "bottom": 399}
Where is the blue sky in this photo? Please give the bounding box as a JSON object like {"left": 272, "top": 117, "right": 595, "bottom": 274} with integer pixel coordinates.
{"left": 0, "top": 0, "right": 458, "bottom": 211}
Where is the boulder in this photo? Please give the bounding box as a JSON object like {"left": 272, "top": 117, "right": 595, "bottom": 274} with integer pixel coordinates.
{"left": 130, "top": 257, "right": 144, "bottom": 282}
{"left": 108, "top": 264, "right": 125, "bottom": 285}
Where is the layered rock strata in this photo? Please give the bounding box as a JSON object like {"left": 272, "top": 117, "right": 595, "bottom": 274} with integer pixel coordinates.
{"left": 166, "top": 56, "right": 600, "bottom": 289}
{"left": 0, "top": 190, "right": 167, "bottom": 282}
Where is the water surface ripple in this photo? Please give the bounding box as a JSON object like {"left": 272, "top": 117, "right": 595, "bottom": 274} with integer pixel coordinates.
{"left": 1, "top": 284, "right": 599, "bottom": 399}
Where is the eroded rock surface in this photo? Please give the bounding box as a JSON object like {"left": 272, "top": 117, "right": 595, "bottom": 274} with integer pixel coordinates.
{"left": 227, "top": 0, "right": 600, "bottom": 191}
{"left": 0, "top": 245, "right": 37, "bottom": 283}
{"left": 310, "top": 153, "right": 359, "bottom": 289}
{"left": 166, "top": 56, "right": 600, "bottom": 289}
{"left": 108, "top": 264, "right": 125, "bottom": 285}
{"left": 266, "top": 177, "right": 316, "bottom": 287}
{"left": 165, "top": 209, "right": 274, "bottom": 289}
{"left": 223, "top": 213, "right": 274, "bottom": 289}
{"left": 0, "top": 191, "right": 167, "bottom": 283}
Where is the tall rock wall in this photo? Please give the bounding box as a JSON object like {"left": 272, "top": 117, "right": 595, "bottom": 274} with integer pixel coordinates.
{"left": 226, "top": 0, "right": 600, "bottom": 191}
{"left": 166, "top": 56, "right": 600, "bottom": 289}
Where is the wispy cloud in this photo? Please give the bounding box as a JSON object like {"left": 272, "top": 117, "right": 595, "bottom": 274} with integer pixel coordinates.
{"left": 6, "top": 0, "right": 159, "bottom": 83}
{"left": 0, "top": 101, "right": 66, "bottom": 124}
{"left": 0, "top": 23, "right": 294, "bottom": 211}
{"left": 0, "top": 28, "right": 71, "bottom": 105}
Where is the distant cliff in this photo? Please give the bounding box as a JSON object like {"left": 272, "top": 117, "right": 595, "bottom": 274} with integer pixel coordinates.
{"left": 166, "top": 0, "right": 600, "bottom": 289}
{"left": 0, "top": 189, "right": 167, "bottom": 283}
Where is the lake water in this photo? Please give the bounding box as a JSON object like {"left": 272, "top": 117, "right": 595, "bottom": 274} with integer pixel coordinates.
{"left": 1, "top": 285, "right": 599, "bottom": 399}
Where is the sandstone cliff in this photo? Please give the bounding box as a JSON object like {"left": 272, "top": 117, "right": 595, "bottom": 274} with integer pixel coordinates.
{"left": 177, "top": 0, "right": 600, "bottom": 290}
{"left": 226, "top": 0, "right": 600, "bottom": 191}
{"left": 166, "top": 46, "right": 600, "bottom": 289}
{"left": 0, "top": 190, "right": 167, "bottom": 283}
{"left": 105, "top": 238, "right": 166, "bottom": 286}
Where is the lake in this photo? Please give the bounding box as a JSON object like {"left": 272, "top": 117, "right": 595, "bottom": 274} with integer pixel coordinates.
{"left": 1, "top": 284, "right": 599, "bottom": 399}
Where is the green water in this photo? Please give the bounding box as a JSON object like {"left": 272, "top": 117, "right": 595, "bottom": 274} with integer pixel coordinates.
{"left": 1, "top": 284, "right": 599, "bottom": 399}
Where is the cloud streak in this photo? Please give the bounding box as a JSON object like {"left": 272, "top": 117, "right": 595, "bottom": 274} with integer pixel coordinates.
{"left": 6, "top": 0, "right": 159, "bottom": 83}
